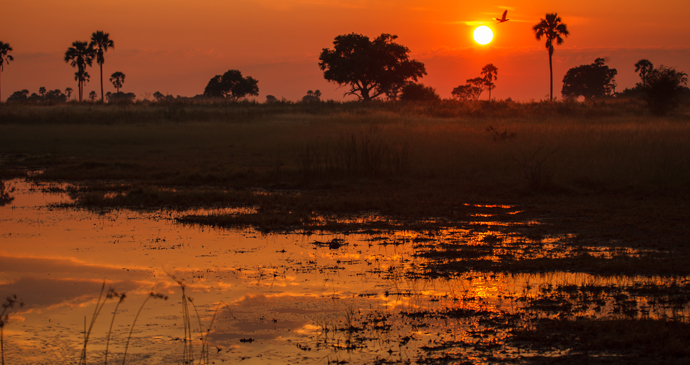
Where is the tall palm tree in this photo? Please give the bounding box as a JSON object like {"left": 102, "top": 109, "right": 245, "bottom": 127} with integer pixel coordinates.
{"left": 64, "top": 41, "right": 95, "bottom": 102}
{"left": 0, "top": 41, "right": 14, "bottom": 102}
{"left": 89, "top": 31, "right": 114, "bottom": 102}
{"left": 533, "top": 13, "right": 569, "bottom": 101}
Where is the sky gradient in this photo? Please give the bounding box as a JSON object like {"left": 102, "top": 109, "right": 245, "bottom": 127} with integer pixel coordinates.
{"left": 2, "top": 0, "right": 689, "bottom": 101}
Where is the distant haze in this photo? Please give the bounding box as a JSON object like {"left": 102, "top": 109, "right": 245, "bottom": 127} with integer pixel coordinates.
{"left": 2, "top": 0, "right": 689, "bottom": 101}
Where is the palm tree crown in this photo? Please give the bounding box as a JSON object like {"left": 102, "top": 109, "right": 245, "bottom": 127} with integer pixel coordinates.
{"left": 533, "top": 13, "right": 569, "bottom": 101}
{"left": 0, "top": 41, "right": 13, "bottom": 71}
{"left": 65, "top": 41, "right": 95, "bottom": 102}
{"left": 0, "top": 41, "right": 14, "bottom": 102}
{"left": 90, "top": 31, "right": 114, "bottom": 102}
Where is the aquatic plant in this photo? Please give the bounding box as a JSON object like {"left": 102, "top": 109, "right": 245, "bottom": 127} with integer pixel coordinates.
{"left": 1, "top": 295, "right": 23, "bottom": 365}
{"left": 122, "top": 292, "right": 168, "bottom": 365}
{"left": 104, "top": 290, "right": 126, "bottom": 365}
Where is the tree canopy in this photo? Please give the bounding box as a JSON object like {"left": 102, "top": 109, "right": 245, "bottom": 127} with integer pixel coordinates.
{"left": 399, "top": 83, "right": 439, "bottom": 101}
{"left": 318, "top": 33, "right": 426, "bottom": 101}
{"left": 110, "top": 71, "right": 125, "bottom": 93}
{"left": 643, "top": 65, "right": 688, "bottom": 115}
{"left": 561, "top": 58, "right": 617, "bottom": 100}
{"left": 203, "top": 69, "right": 259, "bottom": 100}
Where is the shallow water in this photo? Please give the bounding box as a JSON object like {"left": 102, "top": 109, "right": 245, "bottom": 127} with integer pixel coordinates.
{"left": 1, "top": 179, "right": 688, "bottom": 364}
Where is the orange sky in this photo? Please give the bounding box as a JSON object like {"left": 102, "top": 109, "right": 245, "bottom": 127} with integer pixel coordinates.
{"left": 2, "top": 0, "right": 689, "bottom": 101}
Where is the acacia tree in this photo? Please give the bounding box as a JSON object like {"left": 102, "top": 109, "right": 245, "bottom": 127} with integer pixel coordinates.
{"left": 319, "top": 33, "right": 426, "bottom": 101}
{"left": 561, "top": 58, "right": 617, "bottom": 100}
{"left": 90, "top": 31, "right": 114, "bottom": 102}
{"left": 451, "top": 84, "right": 482, "bottom": 101}
{"left": 533, "top": 13, "right": 569, "bottom": 101}
{"left": 634, "top": 59, "right": 654, "bottom": 88}
{"left": 481, "top": 64, "right": 498, "bottom": 101}
{"left": 110, "top": 71, "right": 125, "bottom": 93}
{"left": 65, "top": 41, "right": 95, "bottom": 102}
{"left": 203, "top": 69, "right": 259, "bottom": 100}
{"left": 0, "top": 41, "right": 13, "bottom": 102}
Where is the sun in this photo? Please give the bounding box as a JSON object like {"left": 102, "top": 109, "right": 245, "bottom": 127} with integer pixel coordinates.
{"left": 473, "top": 26, "right": 493, "bottom": 45}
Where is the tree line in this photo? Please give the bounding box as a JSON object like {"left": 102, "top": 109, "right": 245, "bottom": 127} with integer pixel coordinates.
{"left": 1, "top": 12, "right": 688, "bottom": 115}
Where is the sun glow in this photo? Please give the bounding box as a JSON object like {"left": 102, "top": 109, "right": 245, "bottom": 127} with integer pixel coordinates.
{"left": 473, "top": 26, "right": 493, "bottom": 45}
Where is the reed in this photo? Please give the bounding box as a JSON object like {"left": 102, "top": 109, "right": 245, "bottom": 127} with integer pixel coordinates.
{"left": 0, "top": 295, "right": 23, "bottom": 365}
{"left": 79, "top": 282, "right": 109, "bottom": 365}
{"left": 104, "top": 291, "right": 126, "bottom": 365}
{"left": 122, "top": 292, "right": 168, "bottom": 365}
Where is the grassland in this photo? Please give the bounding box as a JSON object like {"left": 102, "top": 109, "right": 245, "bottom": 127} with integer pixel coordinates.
{"left": 1, "top": 99, "right": 690, "bottom": 251}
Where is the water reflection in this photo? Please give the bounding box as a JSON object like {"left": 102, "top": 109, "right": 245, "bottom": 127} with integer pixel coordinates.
{"left": 0, "top": 179, "right": 688, "bottom": 364}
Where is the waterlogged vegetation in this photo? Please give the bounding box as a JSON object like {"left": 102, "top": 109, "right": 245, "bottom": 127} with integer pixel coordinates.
{"left": 1, "top": 101, "right": 690, "bottom": 363}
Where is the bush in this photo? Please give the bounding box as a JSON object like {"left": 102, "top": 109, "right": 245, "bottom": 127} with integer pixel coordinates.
{"left": 400, "top": 83, "right": 440, "bottom": 101}
{"left": 644, "top": 65, "right": 688, "bottom": 115}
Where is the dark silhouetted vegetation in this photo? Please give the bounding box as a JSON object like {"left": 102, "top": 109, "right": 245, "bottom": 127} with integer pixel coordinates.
{"left": 561, "top": 58, "right": 617, "bottom": 100}
{"left": 203, "top": 69, "right": 259, "bottom": 100}
{"left": 399, "top": 83, "right": 440, "bottom": 101}
{"left": 481, "top": 64, "right": 498, "bottom": 101}
{"left": 318, "top": 33, "right": 426, "bottom": 101}
{"left": 6, "top": 88, "right": 67, "bottom": 104}
{"left": 64, "top": 41, "right": 95, "bottom": 102}
{"left": 644, "top": 65, "right": 688, "bottom": 115}
{"left": 89, "top": 31, "right": 114, "bottom": 102}
{"left": 635, "top": 59, "right": 654, "bottom": 88}
{"left": 0, "top": 41, "right": 13, "bottom": 102}
{"left": 533, "top": 13, "right": 569, "bottom": 101}
{"left": 301, "top": 90, "right": 321, "bottom": 103}
{"left": 109, "top": 71, "right": 125, "bottom": 93}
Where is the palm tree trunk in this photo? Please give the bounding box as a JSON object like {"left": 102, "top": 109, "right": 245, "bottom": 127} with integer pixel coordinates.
{"left": 549, "top": 50, "right": 553, "bottom": 101}
{"left": 99, "top": 63, "right": 104, "bottom": 102}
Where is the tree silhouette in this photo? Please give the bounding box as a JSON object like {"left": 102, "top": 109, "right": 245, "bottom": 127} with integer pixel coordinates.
{"left": 634, "top": 59, "right": 654, "bottom": 88}
{"left": 644, "top": 65, "right": 688, "bottom": 115}
{"left": 65, "top": 41, "right": 95, "bottom": 102}
{"left": 533, "top": 13, "right": 569, "bottom": 101}
{"left": 481, "top": 64, "right": 498, "bottom": 101}
{"left": 319, "top": 33, "right": 426, "bottom": 101}
{"left": 451, "top": 84, "right": 482, "bottom": 101}
{"left": 65, "top": 87, "right": 73, "bottom": 100}
{"left": 90, "top": 31, "right": 115, "bottom": 102}
{"left": 89, "top": 91, "right": 97, "bottom": 101}
{"left": 203, "top": 69, "right": 259, "bottom": 100}
{"left": 39, "top": 87, "right": 47, "bottom": 98}
{"left": 302, "top": 90, "right": 322, "bottom": 103}
{"left": 110, "top": 71, "right": 125, "bottom": 93}
{"left": 562, "top": 58, "right": 617, "bottom": 100}
{"left": 400, "top": 83, "right": 440, "bottom": 101}
{"left": 0, "top": 41, "right": 13, "bottom": 102}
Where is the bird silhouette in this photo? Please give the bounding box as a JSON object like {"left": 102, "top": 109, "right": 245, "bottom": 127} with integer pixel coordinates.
{"left": 496, "top": 10, "right": 509, "bottom": 23}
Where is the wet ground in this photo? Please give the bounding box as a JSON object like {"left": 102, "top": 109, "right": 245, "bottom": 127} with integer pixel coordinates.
{"left": 1, "top": 179, "right": 689, "bottom": 364}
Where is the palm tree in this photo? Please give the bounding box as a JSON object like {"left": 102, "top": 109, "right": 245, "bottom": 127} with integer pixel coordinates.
{"left": 0, "top": 41, "right": 14, "bottom": 102}
{"left": 533, "top": 13, "right": 569, "bottom": 101}
{"left": 65, "top": 41, "right": 95, "bottom": 102}
{"left": 481, "top": 64, "right": 498, "bottom": 101}
{"left": 110, "top": 71, "right": 125, "bottom": 93}
{"left": 89, "top": 31, "right": 114, "bottom": 102}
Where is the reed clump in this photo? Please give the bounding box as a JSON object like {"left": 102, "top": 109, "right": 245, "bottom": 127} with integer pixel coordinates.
{"left": 1, "top": 295, "right": 23, "bottom": 365}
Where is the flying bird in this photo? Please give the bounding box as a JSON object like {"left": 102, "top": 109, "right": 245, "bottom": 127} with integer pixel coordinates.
{"left": 496, "top": 10, "right": 509, "bottom": 23}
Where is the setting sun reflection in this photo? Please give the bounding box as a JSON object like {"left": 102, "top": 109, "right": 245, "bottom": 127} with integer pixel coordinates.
{"left": 1, "top": 180, "right": 689, "bottom": 364}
